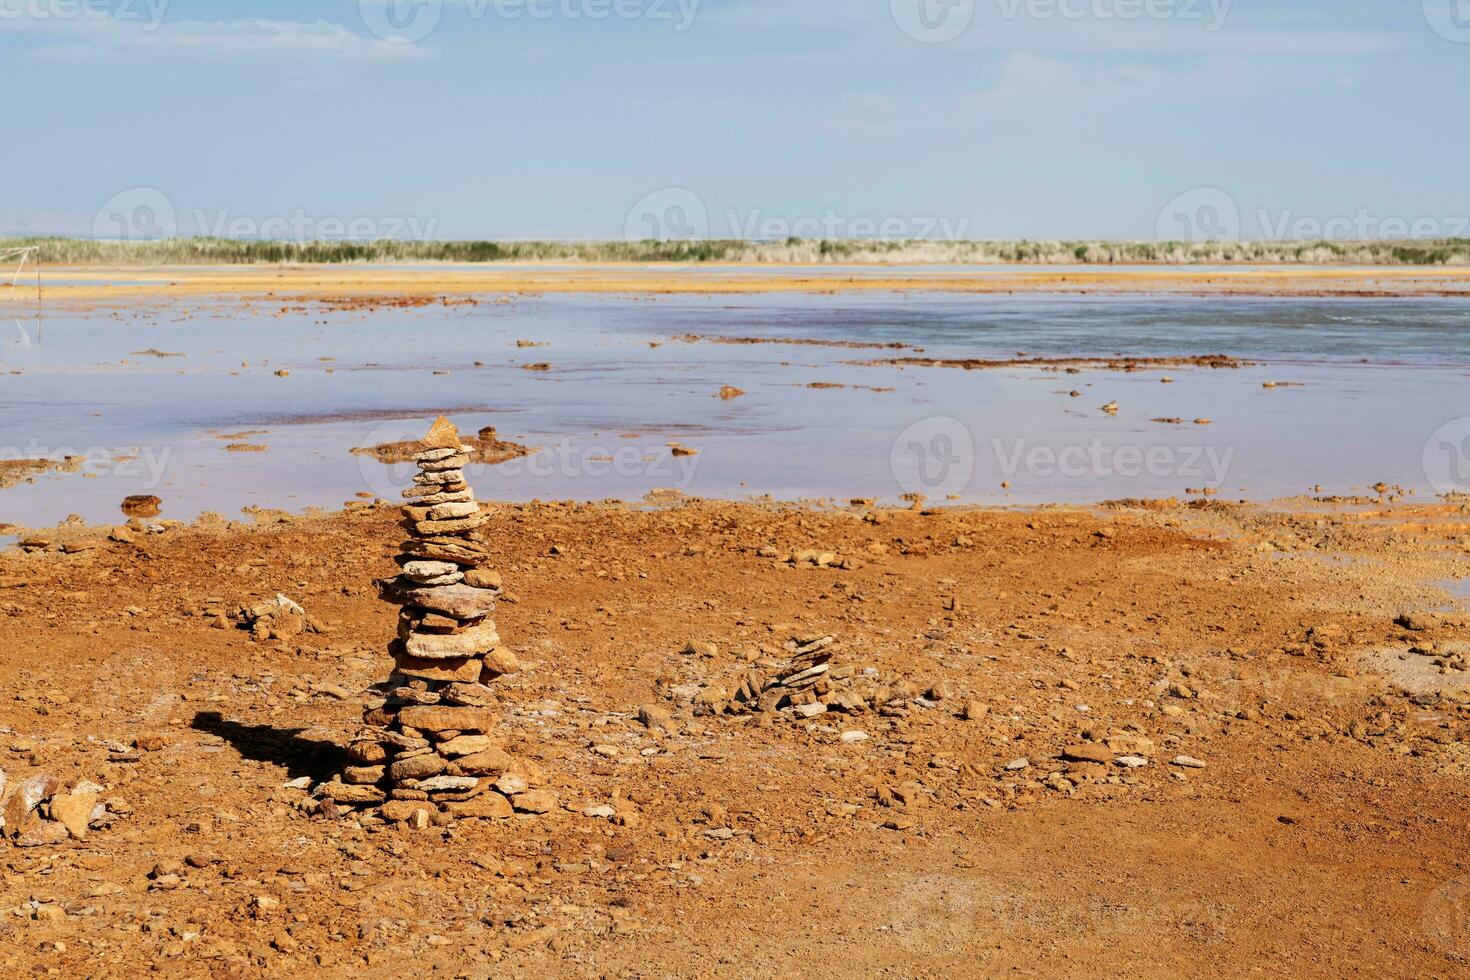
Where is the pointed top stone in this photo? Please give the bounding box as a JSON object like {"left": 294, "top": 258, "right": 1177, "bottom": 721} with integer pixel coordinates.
{"left": 423, "top": 416, "right": 461, "bottom": 449}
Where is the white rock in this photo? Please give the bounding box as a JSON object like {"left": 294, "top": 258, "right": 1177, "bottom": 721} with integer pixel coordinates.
{"left": 1171, "top": 755, "right": 1207, "bottom": 769}
{"left": 839, "top": 731, "right": 869, "bottom": 743}
{"left": 1114, "top": 756, "right": 1149, "bottom": 768}
{"left": 403, "top": 561, "right": 459, "bottom": 579}
{"left": 793, "top": 703, "right": 827, "bottom": 719}
{"left": 281, "top": 776, "right": 312, "bottom": 790}
{"left": 415, "top": 775, "right": 480, "bottom": 793}
{"left": 583, "top": 804, "right": 617, "bottom": 819}
{"left": 1004, "top": 758, "right": 1030, "bottom": 771}
{"left": 494, "top": 773, "right": 529, "bottom": 795}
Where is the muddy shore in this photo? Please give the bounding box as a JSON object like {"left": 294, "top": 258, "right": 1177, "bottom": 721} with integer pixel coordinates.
{"left": 2, "top": 495, "right": 1470, "bottom": 976}
{"left": 8, "top": 262, "right": 1470, "bottom": 309}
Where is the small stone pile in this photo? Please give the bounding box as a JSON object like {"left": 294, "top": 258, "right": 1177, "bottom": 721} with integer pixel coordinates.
{"left": 234, "top": 593, "right": 325, "bottom": 642}
{"left": 316, "top": 417, "right": 552, "bottom": 825}
{"left": 717, "top": 634, "right": 862, "bottom": 718}
{"left": 1, "top": 770, "right": 114, "bottom": 846}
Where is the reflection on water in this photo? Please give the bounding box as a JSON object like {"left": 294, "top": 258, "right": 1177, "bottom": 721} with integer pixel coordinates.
{"left": 0, "top": 291, "right": 1468, "bottom": 529}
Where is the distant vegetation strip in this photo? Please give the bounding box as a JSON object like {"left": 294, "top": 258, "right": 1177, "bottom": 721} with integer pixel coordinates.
{"left": 4, "top": 236, "right": 1470, "bottom": 266}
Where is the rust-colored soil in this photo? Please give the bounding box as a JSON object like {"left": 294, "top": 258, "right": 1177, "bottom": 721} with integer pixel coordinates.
{"left": 2, "top": 499, "right": 1470, "bottom": 976}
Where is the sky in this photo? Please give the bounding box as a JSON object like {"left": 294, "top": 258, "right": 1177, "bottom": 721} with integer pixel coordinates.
{"left": 0, "top": 0, "right": 1467, "bottom": 242}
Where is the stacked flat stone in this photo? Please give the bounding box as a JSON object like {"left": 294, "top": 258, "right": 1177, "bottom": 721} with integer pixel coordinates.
{"left": 719, "top": 635, "right": 863, "bottom": 718}
{"left": 318, "top": 417, "right": 549, "bottom": 825}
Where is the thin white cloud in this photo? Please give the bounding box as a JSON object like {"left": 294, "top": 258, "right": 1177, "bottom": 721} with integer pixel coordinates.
{"left": 700, "top": 0, "right": 1411, "bottom": 57}
{"left": 13, "top": 17, "right": 429, "bottom": 62}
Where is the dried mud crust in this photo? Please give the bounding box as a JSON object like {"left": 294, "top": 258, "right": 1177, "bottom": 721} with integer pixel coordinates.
{"left": 851, "top": 353, "right": 1252, "bottom": 372}
{"left": 0, "top": 456, "right": 82, "bottom": 491}
{"left": 1, "top": 499, "right": 1469, "bottom": 976}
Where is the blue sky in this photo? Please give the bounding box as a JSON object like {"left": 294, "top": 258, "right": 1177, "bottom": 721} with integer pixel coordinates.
{"left": 1, "top": 0, "right": 1467, "bottom": 241}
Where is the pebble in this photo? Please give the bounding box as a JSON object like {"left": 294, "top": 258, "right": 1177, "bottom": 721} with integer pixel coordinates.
{"left": 1004, "top": 758, "right": 1030, "bottom": 771}
{"left": 1061, "top": 744, "right": 1113, "bottom": 764}
{"left": 638, "top": 703, "right": 674, "bottom": 729}
{"left": 511, "top": 789, "right": 556, "bottom": 814}
{"left": 961, "top": 700, "right": 989, "bottom": 721}
{"left": 1171, "top": 755, "right": 1207, "bottom": 769}
{"left": 1114, "top": 755, "right": 1149, "bottom": 768}
{"left": 839, "top": 731, "right": 869, "bottom": 743}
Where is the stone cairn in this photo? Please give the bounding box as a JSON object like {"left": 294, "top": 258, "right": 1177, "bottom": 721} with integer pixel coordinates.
{"left": 317, "top": 417, "right": 552, "bottom": 826}
{"left": 715, "top": 635, "right": 863, "bottom": 718}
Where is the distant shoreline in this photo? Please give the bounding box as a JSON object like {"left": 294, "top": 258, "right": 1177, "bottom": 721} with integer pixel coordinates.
{"left": 4, "top": 235, "right": 1470, "bottom": 268}
{"left": 6, "top": 261, "right": 1470, "bottom": 304}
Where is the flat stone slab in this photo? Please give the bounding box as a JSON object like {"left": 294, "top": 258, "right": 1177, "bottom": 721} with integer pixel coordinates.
{"left": 379, "top": 579, "right": 497, "bottom": 620}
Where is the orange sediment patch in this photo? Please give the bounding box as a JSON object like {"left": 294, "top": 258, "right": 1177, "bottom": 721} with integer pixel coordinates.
{"left": 852, "top": 354, "right": 1252, "bottom": 372}
{"left": 12, "top": 263, "right": 1470, "bottom": 309}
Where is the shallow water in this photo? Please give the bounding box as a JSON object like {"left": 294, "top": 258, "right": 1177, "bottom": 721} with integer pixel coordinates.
{"left": 2, "top": 292, "right": 1469, "bottom": 529}
{"left": 1438, "top": 578, "right": 1470, "bottom": 601}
